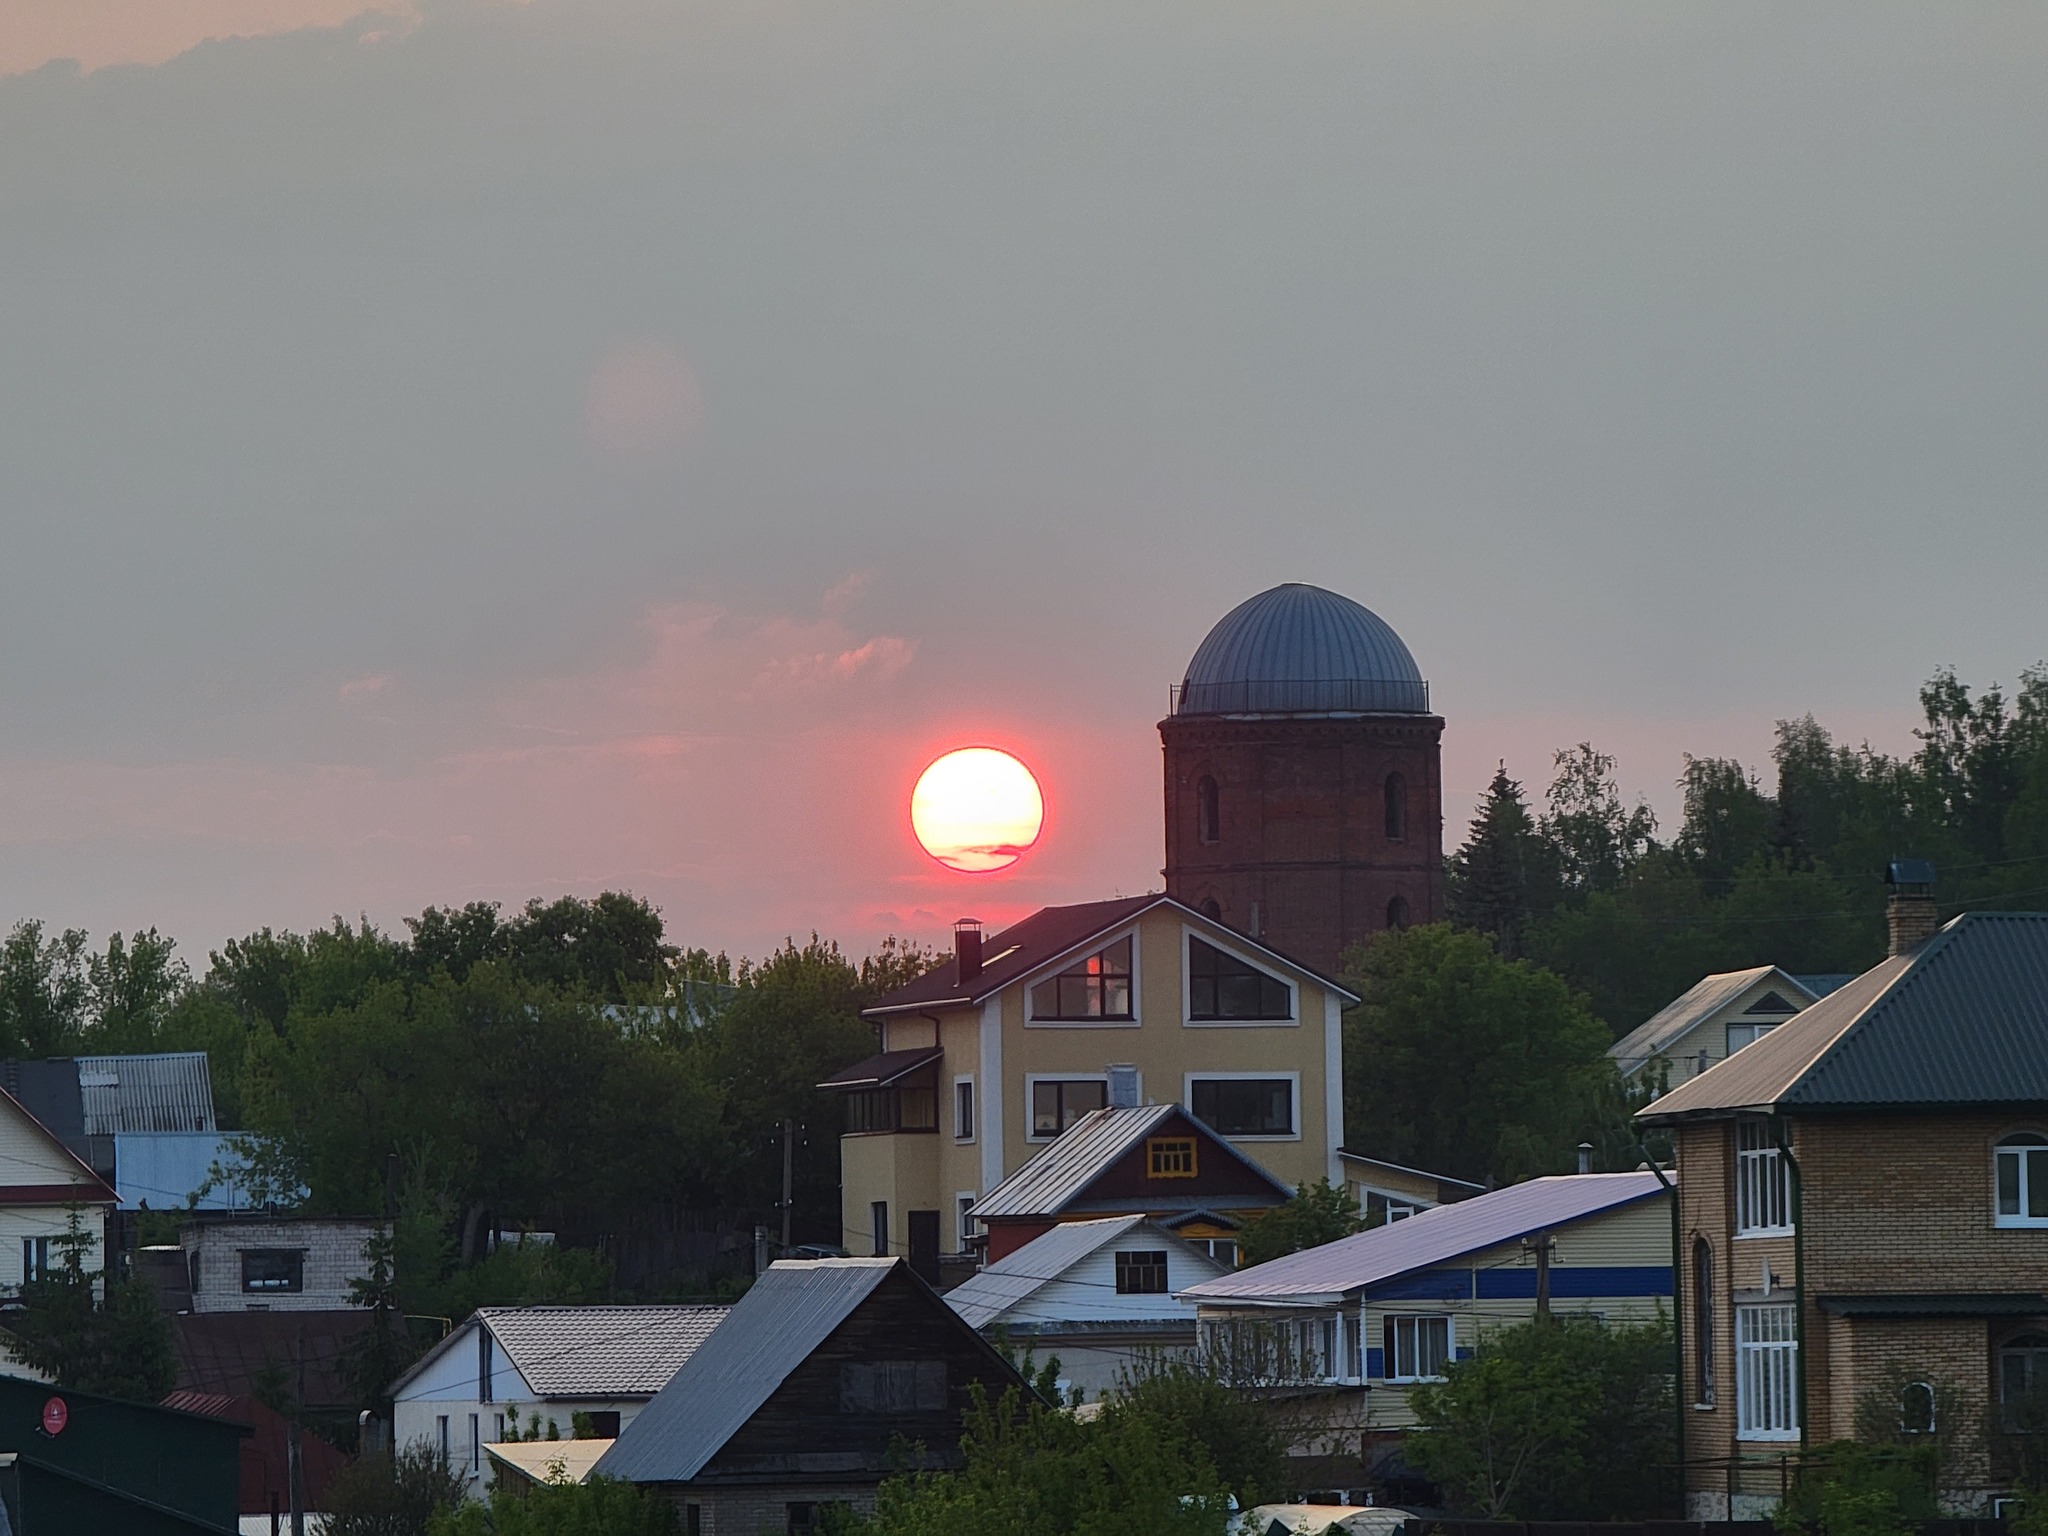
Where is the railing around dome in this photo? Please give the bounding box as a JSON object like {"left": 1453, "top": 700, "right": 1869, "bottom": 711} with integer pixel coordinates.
{"left": 1169, "top": 677, "right": 1430, "bottom": 716}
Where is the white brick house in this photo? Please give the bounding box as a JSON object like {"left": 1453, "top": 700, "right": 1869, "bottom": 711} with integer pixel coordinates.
{"left": 180, "top": 1215, "right": 381, "bottom": 1312}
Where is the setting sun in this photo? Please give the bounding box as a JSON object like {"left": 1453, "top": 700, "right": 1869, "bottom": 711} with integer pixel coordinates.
{"left": 911, "top": 747, "right": 1045, "bottom": 873}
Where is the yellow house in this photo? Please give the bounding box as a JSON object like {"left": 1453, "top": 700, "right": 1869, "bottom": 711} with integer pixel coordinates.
{"left": 822, "top": 894, "right": 1360, "bottom": 1268}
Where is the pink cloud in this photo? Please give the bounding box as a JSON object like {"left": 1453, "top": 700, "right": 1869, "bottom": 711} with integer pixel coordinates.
{"left": 0, "top": 0, "right": 413, "bottom": 77}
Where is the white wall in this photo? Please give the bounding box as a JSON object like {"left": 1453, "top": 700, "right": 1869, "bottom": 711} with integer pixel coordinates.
{"left": 183, "top": 1218, "right": 377, "bottom": 1312}
{"left": 0, "top": 1204, "right": 107, "bottom": 1295}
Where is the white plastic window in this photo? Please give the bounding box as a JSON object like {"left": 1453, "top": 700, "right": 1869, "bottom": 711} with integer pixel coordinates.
{"left": 1736, "top": 1303, "right": 1800, "bottom": 1440}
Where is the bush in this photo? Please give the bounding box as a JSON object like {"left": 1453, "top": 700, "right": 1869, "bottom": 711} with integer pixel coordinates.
{"left": 1775, "top": 1441, "right": 1938, "bottom": 1536}
{"left": 428, "top": 1476, "right": 680, "bottom": 1536}
{"left": 325, "top": 1444, "right": 469, "bottom": 1536}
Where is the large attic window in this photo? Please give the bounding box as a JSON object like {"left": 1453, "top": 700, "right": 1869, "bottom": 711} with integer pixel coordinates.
{"left": 1029, "top": 938, "right": 1134, "bottom": 1021}
{"left": 1187, "top": 937, "right": 1292, "bottom": 1021}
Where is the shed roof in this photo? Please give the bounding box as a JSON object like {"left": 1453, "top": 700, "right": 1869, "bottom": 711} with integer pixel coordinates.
{"left": 969, "top": 1103, "right": 1293, "bottom": 1221}
{"left": 861, "top": 895, "right": 1356, "bottom": 1017}
{"left": 1639, "top": 912, "right": 2048, "bottom": 1120}
{"left": 1182, "top": 1171, "right": 1668, "bottom": 1304}
{"left": 816, "top": 1048, "right": 943, "bottom": 1091}
{"left": 389, "top": 1304, "right": 729, "bottom": 1402}
{"left": 486, "top": 1438, "right": 616, "bottom": 1486}
{"left": 1336, "top": 1151, "right": 1485, "bottom": 1196}
{"left": 77, "top": 1053, "right": 217, "bottom": 1134}
{"left": 1607, "top": 966, "right": 1819, "bottom": 1071}
{"left": 593, "top": 1259, "right": 903, "bottom": 1484}
{"left": 944, "top": 1215, "right": 1226, "bottom": 1330}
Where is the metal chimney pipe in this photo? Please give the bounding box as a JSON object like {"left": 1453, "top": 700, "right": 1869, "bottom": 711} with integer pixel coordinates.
{"left": 1576, "top": 1142, "right": 1593, "bottom": 1175}
{"left": 954, "top": 918, "right": 984, "bottom": 983}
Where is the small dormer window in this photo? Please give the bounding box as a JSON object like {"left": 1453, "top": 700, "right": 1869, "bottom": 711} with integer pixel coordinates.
{"left": 1030, "top": 938, "right": 1133, "bottom": 1020}
{"left": 1187, "top": 937, "right": 1291, "bottom": 1021}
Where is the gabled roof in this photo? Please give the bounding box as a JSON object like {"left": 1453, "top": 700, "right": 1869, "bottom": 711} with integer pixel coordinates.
{"left": 1640, "top": 913, "right": 2048, "bottom": 1120}
{"left": 1182, "top": 1172, "right": 1668, "bottom": 1304}
{"left": 1608, "top": 966, "right": 1820, "bottom": 1070}
{"left": 862, "top": 895, "right": 1358, "bottom": 1017}
{"left": 969, "top": 1103, "right": 1294, "bottom": 1221}
{"left": 0, "top": 1084, "right": 119, "bottom": 1204}
{"left": 77, "top": 1053, "right": 217, "bottom": 1134}
{"left": 595, "top": 1258, "right": 1017, "bottom": 1484}
{"left": 1336, "top": 1151, "right": 1485, "bottom": 1197}
{"left": 388, "top": 1304, "right": 729, "bottom": 1401}
{"left": 944, "top": 1215, "right": 1227, "bottom": 1330}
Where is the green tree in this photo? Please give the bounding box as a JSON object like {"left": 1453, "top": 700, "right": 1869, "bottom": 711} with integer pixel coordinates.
{"left": 324, "top": 1443, "right": 469, "bottom": 1536}
{"left": 1673, "top": 756, "right": 1776, "bottom": 896}
{"left": 1343, "top": 925, "right": 1619, "bottom": 1186}
{"left": 1105, "top": 1359, "right": 1286, "bottom": 1507}
{"left": 1447, "top": 764, "right": 1555, "bottom": 959}
{"left": 82, "top": 928, "right": 192, "bottom": 1052}
{"left": 1542, "top": 744, "right": 1657, "bottom": 896}
{"left": 1237, "top": 1179, "right": 1363, "bottom": 1268}
{"left": 0, "top": 919, "right": 90, "bottom": 1056}
{"left": 1775, "top": 1441, "right": 1938, "bottom": 1536}
{"left": 5, "top": 1210, "right": 176, "bottom": 1401}
{"left": 1407, "top": 1314, "right": 1675, "bottom": 1519}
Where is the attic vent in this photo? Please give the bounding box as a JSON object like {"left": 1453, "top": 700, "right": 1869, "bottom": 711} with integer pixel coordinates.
{"left": 1745, "top": 992, "right": 1799, "bottom": 1016}
{"left": 1108, "top": 1065, "right": 1141, "bottom": 1110}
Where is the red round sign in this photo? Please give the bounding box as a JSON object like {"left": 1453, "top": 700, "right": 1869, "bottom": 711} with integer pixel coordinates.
{"left": 40, "top": 1397, "right": 66, "bottom": 1436}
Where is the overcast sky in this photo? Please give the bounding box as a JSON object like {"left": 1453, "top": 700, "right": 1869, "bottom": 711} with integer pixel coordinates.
{"left": 2, "top": 0, "right": 2044, "bottom": 964}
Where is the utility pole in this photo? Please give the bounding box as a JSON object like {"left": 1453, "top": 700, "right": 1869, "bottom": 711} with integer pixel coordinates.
{"left": 780, "top": 1118, "right": 795, "bottom": 1251}
{"left": 753, "top": 1224, "right": 769, "bottom": 1276}
{"left": 1527, "top": 1232, "right": 1555, "bottom": 1321}
{"left": 289, "top": 1329, "right": 307, "bottom": 1536}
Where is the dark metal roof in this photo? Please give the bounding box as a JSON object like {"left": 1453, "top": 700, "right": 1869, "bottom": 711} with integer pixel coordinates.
{"left": 815, "top": 1048, "right": 943, "bottom": 1091}
{"left": 1640, "top": 912, "right": 2048, "bottom": 1120}
{"left": 593, "top": 1259, "right": 899, "bottom": 1484}
{"left": 1174, "top": 583, "right": 1429, "bottom": 717}
{"left": 860, "top": 893, "right": 1357, "bottom": 1018}
{"left": 1817, "top": 1294, "right": 2048, "bottom": 1318}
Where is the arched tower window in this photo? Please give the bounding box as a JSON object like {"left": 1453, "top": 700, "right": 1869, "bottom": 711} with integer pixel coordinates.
{"left": 1384, "top": 772, "right": 1407, "bottom": 842}
{"left": 1197, "top": 776, "right": 1220, "bottom": 844}
{"left": 1386, "top": 896, "right": 1411, "bottom": 931}
{"left": 1692, "top": 1238, "right": 1716, "bottom": 1407}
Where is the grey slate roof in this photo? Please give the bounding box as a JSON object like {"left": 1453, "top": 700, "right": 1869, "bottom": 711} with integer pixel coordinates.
{"left": 78, "top": 1053, "right": 217, "bottom": 1134}
{"left": 944, "top": 1215, "right": 1226, "bottom": 1330}
{"left": 1608, "top": 967, "right": 1819, "bottom": 1070}
{"left": 1176, "top": 583, "right": 1430, "bottom": 717}
{"left": 1639, "top": 913, "right": 2048, "bottom": 1119}
{"left": 1182, "top": 1172, "right": 1668, "bottom": 1304}
{"left": 485, "top": 1305, "right": 730, "bottom": 1397}
{"left": 969, "top": 1103, "right": 1294, "bottom": 1221}
{"left": 594, "top": 1259, "right": 900, "bottom": 1483}
{"left": 388, "top": 1303, "right": 729, "bottom": 1402}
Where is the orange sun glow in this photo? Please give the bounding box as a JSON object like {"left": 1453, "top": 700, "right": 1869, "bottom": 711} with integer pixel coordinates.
{"left": 911, "top": 747, "right": 1045, "bottom": 873}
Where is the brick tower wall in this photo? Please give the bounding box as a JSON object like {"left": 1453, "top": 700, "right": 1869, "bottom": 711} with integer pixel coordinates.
{"left": 1159, "top": 713, "right": 1445, "bottom": 976}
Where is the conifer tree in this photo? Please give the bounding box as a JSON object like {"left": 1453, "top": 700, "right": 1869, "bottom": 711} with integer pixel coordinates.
{"left": 1447, "top": 764, "right": 1551, "bottom": 958}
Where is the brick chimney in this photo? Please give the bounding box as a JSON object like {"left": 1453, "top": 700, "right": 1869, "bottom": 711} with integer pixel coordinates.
{"left": 1885, "top": 860, "right": 1938, "bottom": 956}
{"left": 954, "top": 918, "right": 983, "bottom": 984}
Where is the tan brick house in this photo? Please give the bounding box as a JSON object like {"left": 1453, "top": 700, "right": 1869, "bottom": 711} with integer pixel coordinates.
{"left": 1640, "top": 890, "right": 2048, "bottom": 1516}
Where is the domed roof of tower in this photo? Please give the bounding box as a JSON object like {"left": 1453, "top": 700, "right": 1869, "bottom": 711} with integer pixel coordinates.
{"left": 1175, "top": 583, "right": 1429, "bottom": 716}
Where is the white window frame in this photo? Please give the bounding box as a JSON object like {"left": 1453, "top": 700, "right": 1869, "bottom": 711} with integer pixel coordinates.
{"left": 1023, "top": 1073, "right": 1114, "bottom": 1142}
{"left": 952, "top": 1076, "right": 975, "bottom": 1143}
{"left": 1183, "top": 1071, "right": 1301, "bottom": 1142}
{"left": 955, "top": 1191, "right": 978, "bottom": 1252}
{"left": 469, "top": 1413, "right": 480, "bottom": 1476}
{"left": 1725, "top": 1022, "right": 1777, "bottom": 1055}
{"left": 1735, "top": 1302, "right": 1800, "bottom": 1441}
{"left": 1023, "top": 924, "right": 1143, "bottom": 1028}
{"left": 1386, "top": 1314, "right": 1453, "bottom": 1383}
{"left": 1995, "top": 1135, "right": 2048, "bottom": 1229}
{"left": 1179, "top": 925, "right": 1299, "bottom": 1028}
{"left": 1735, "top": 1118, "right": 1793, "bottom": 1236}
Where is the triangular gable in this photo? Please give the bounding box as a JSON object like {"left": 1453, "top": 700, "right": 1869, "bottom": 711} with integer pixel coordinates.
{"left": 0, "top": 1086, "right": 117, "bottom": 1203}
{"left": 1048, "top": 1107, "right": 1292, "bottom": 1216}
{"left": 1741, "top": 991, "right": 1801, "bottom": 1016}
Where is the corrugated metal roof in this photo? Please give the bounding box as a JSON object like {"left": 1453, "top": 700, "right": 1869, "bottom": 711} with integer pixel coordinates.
{"left": 1175, "top": 584, "right": 1430, "bottom": 717}
{"left": 969, "top": 1103, "right": 1293, "bottom": 1221}
{"left": 1639, "top": 913, "right": 2048, "bottom": 1119}
{"left": 593, "top": 1259, "right": 899, "bottom": 1484}
{"left": 77, "top": 1053, "right": 216, "bottom": 1134}
{"left": 485, "top": 1305, "right": 730, "bottom": 1397}
{"left": 1182, "top": 1172, "right": 1668, "bottom": 1303}
{"left": 1607, "top": 966, "right": 1817, "bottom": 1070}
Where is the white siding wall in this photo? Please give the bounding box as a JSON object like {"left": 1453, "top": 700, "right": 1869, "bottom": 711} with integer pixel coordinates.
{"left": 1012, "top": 1232, "right": 1225, "bottom": 1326}
{"left": 0, "top": 1204, "right": 107, "bottom": 1294}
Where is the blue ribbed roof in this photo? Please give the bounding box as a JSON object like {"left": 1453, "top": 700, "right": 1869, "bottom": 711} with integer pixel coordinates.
{"left": 1176, "top": 584, "right": 1429, "bottom": 716}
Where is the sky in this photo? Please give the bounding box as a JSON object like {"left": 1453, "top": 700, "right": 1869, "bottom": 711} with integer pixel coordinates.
{"left": 1, "top": 0, "right": 2045, "bottom": 966}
